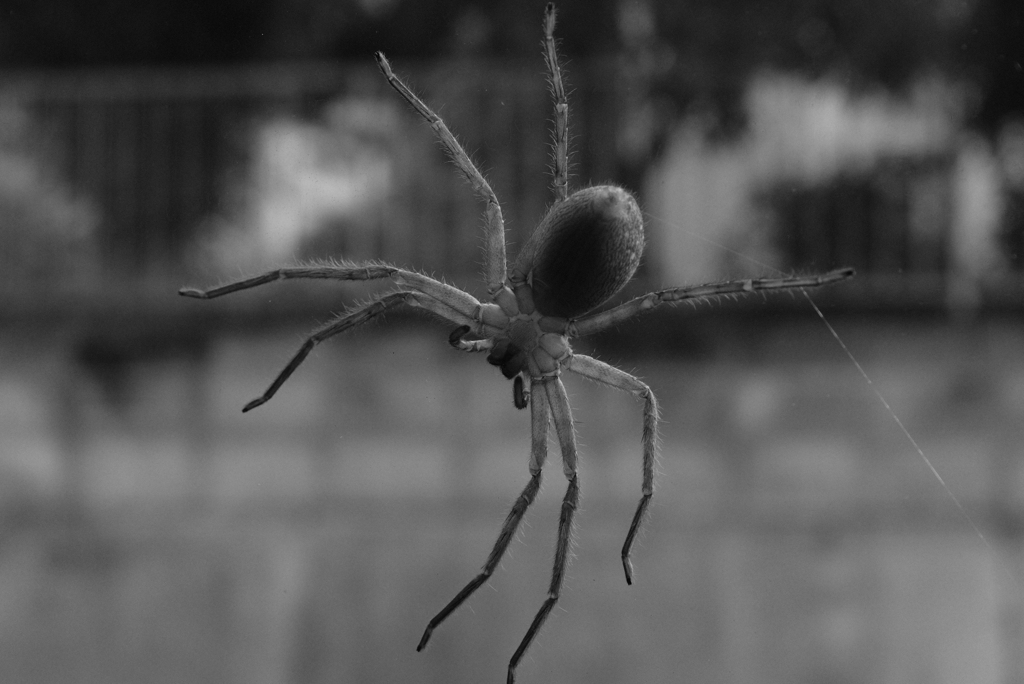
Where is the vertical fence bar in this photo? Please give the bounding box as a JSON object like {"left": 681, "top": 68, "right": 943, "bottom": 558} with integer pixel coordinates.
{"left": 0, "top": 60, "right": 628, "bottom": 287}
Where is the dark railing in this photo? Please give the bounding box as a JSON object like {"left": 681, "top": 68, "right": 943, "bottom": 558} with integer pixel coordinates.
{"left": 0, "top": 59, "right": 622, "bottom": 290}
{"left": 1, "top": 60, "right": 1021, "bottom": 314}
{"left": 1, "top": 62, "right": 374, "bottom": 278}
{"left": 765, "top": 153, "right": 955, "bottom": 277}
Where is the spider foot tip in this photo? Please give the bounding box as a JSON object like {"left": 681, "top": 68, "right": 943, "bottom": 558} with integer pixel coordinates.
{"left": 622, "top": 559, "right": 634, "bottom": 586}
{"left": 544, "top": 3, "right": 556, "bottom": 29}
{"left": 242, "top": 397, "right": 268, "bottom": 413}
{"left": 178, "top": 287, "right": 207, "bottom": 299}
{"left": 415, "top": 630, "right": 432, "bottom": 652}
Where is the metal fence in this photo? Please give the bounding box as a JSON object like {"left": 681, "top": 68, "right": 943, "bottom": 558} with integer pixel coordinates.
{"left": 0, "top": 59, "right": 623, "bottom": 288}
{"left": 1, "top": 60, "right": 1019, "bottom": 311}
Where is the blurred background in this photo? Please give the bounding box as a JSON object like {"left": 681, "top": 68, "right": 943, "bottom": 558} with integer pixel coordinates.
{"left": 1, "top": 0, "right": 1023, "bottom": 682}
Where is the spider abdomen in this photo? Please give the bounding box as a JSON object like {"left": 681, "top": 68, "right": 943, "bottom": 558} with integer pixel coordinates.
{"left": 526, "top": 185, "right": 644, "bottom": 318}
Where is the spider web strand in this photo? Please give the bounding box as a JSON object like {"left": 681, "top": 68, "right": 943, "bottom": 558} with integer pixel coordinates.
{"left": 801, "top": 292, "right": 1007, "bottom": 565}
{"left": 644, "top": 210, "right": 1019, "bottom": 587}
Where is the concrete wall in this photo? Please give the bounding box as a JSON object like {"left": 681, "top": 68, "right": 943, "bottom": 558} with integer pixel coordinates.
{"left": 0, "top": 314, "right": 1022, "bottom": 683}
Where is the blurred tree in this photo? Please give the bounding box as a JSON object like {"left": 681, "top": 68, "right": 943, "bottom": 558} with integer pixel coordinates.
{"left": 0, "top": 0, "right": 1018, "bottom": 134}
{"left": 0, "top": 0, "right": 618, "bottom": 65}
{"left": 645, "top": 0, "right": 975, "bottom": 137}
{"left": 0, "top": 0, "right": 273, "bottom": 65}
{"left": 960, "top": 0, "right": 1024, "bottom": 133}
{"left": 268, "top": 0, "right": 622, "bottom": 61}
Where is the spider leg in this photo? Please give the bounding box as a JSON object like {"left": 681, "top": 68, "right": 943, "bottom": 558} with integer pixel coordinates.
{"left": 178, "top": 263, "right": 402, "bottom": 299}
{"left": 416, "top": 378, "right": 550, "bottom": 651}
{"left": 568, "top": 267, "right": 855, "bottom": 337}
{"left": 505, "top": 3, "right": 571, "bottom": 309}
{"left": 543, "top": 3, "right": 568, "bottom": 203}
{"left": 374, "top": 52, "right": 508, "bottom": 295}
{"left": 242, "top": 290, "right": 475, "bottom": 412}
{"left": 508, "top": 376, "right": 578, "bottom": 684}
{"left": 395, "top": 271, "right": 504, "bottom": 327}
{"left": 180, "top": 262, "right": 492, "bottom": 324}
{"left": 565, "top": 354, "right": 658, "bottom": 584}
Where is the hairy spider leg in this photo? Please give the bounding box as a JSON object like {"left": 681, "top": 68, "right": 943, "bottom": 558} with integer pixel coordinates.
{"left": 508, "top": 376, "right": 579, "bottom": 684}
{"left": 502, "top": 1, "right": 571, "bottom": 317}
{"left": 179, "top": 261, "right": 506, "bottom": 411}
{"left": 566, "top": 354, "right": 659, "bottom": 584}
{"left": 416, "top": 378, "right": 550, "bottom": 651}
{"left": 178, "top": 263, "right": 401, "bottom": 298}
{"left": 239, "top": 291, "right": 400, "bottom": 411}
{"left": 374, "top": 52, "right": 508, "bottom": 295}
{"left": 394, "top": 270, "right": 495, "bottom": 321}
{"left": 569, "top": 266, "right": 856, "bottom": 337}
{"left": 239, "top": 290, "right": 483, "bottom": 412}
{"left": 179, "top": 263, "right": 487, "bottom": 324}
{"left": 543, "top": 2, "right": 569, "bottom": 203}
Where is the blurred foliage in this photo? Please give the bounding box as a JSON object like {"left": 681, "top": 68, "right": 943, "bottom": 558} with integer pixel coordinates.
{"left": 0, "top": 105, "right": 99, "bottom": 290}
{"left": 0, "top": 0, "right": 1020, "bottom": 131}
{"left": 0, "top": 0, "right": 616, "bottom": 64}
{"left": 649, "top": 0, "right": 970, "bottom": 134}
{"left": 960, "top": 0, "right": 1024, "bottom": 133}
{"left": 0, "top": 0, "right": 272, "bottom": 65}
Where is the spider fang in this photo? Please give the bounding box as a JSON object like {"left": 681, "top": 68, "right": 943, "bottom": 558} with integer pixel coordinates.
{"left": 513, "top": 375, "right": 529, "bottom": 409}
{"left": 448, "top": 325, "right": 471, "bottom": 348}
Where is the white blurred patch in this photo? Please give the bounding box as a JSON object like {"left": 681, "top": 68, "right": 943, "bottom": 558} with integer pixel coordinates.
{"left": 646, "top": 74, "right": 964, "bottom": 284}
{"left": 203, "top": 97, "right": 403, "bottom": 271}
{"left": 948, "top": 134, "right": 1004, "bottom": 307}
{"left": 0, "top": 103, "right": 100, "bottom": 289}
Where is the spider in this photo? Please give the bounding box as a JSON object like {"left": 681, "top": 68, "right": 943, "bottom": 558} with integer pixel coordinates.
{"left": 180, "top": 4, "right": 853, "bottom": 682}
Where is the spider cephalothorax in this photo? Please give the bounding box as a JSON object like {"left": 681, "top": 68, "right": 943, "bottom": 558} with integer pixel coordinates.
{"left": 180, "top": 5, "right": 852, "bottom": 683}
